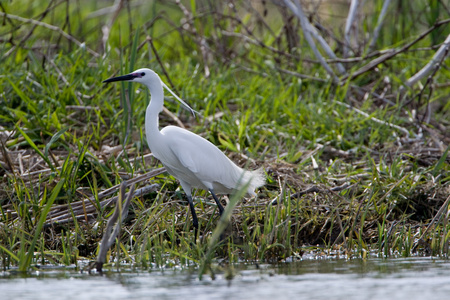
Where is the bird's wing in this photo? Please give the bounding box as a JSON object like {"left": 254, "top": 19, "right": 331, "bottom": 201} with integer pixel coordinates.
{"left": 174, "top": 145, "right": 199, "bottom": 173}
{"left": 161, "top": 126, "right": 242, "bottom": 190}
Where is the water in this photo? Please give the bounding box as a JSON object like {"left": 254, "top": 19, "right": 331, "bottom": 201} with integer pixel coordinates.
{"left": 1, "top": 257, "right": 450, "bottom": 300}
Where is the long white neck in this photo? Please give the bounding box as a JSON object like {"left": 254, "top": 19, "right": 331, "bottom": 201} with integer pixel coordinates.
{"left": 144, "top": 76, "right": 164, "bottom": 145}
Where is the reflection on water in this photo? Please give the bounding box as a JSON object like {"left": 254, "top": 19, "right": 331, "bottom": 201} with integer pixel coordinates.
{"left": 1, "top": 257, "right": 450, "bottom": 300}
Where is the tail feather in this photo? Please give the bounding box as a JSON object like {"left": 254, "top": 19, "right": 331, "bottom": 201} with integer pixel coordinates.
{"left": 242, "top": 167, "right": 265, "bottom": 196}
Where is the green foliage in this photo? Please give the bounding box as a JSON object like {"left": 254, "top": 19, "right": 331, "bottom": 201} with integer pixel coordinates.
{"left": 0, "top": 0, "right": 449, "bottom": 272}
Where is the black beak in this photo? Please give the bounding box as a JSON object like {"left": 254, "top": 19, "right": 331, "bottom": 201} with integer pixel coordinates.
{"left": 103, "top": 73, "right": 136, "bottom": 83}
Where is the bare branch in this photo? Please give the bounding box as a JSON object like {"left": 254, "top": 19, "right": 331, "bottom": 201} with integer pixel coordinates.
{"left": 406, "top": 33, "right": 450, "bottom": 87}
{"left": 334, "top": 100, "right": 413, "bottom": 139}
{"left": 175, "top": 0, "right": 211, "bottom": 77}
{"left": 284, "top": 0, "right": 347, "bottom": 75}
{"left": 101, "top": 0, "right": 125, "bottom": 52}
{"left": 413, "top": 194, "right": 450, "bottom": 252}
{"left": 44, "top": 183, "right": 159, "bottom": 226}
{"left": 344, "top": 0, "right": 359, "bottom": 58}
{"left": 308, "top": 21, "right": 347, "bottom": 75}
{"left": 0, "top": 11, "right": 100, "bottom": 58}
{"left": 341, "top": 19, "right": 450, "bottom": 82}
{"left": 276, "top": 67, "right": 327, "bottom": 82}
{"left": 282, "top": 0, "right": 339, "bottom": 83}
{"left": 368, "top": 0, "right": 393, "bottom": 53}
{"left": 2, "top": 0, "right": 57, "bottom": 58}
{"left": 96, "top": 182, "right": 136, "bottom": 274}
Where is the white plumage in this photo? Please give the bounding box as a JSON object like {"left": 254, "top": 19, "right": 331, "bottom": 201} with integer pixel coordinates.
{"left": 157, "top": 126, "right": 264, "bottom": 195}
{"left": 104, "top": 68, "right": 265, "bottom": 232}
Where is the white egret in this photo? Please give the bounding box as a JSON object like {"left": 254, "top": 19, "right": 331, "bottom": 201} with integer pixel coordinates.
{"left": 103, "top": 68, "right": 265, "bottom": 233}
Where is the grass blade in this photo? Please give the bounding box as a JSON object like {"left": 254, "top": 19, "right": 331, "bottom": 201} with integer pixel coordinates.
{"left": 432, "top": 145, "right": 449, "bottom": 177}
{"left": 6, "top": 78, "right": 37, "bottom": 114}
{"left": 44, "top": 127, "right": 68, "bottom": 157}
{"left": 19, "top": 178, "right": 66, "bottom": 271}
{"left": 15, "top": 124, "right": 55, "bottom": 172}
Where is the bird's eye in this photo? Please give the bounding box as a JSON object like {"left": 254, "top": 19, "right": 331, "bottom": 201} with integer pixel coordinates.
{"left": 141, "top": 72, "right": 145, "bottom": 76}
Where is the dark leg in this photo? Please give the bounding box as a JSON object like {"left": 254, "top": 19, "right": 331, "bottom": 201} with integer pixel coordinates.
{"left": 209, "top": 189, "right": 229, "bottom": 242}
{"left": 187, "top": 194, "right": 199, "bottom": 237}
{"left": 209, "top": 189, "right": 224, "bottom": 216}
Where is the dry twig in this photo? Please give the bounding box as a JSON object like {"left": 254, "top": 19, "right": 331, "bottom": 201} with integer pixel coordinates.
{"left": 344, "top": 0, "right": 359, "bottom": 58}
{"left": 341, "top": 19, "right": 450, "bottom": 82}
{"left": 95, "top": 182, "right": 135, "bottom": 274}
{"left": 0, "top": 11, "right": 100, "bottom": 58}
{"left": 406, "top": 33, "right": 450, "bottom": 87}
{"left": 101, "top": 0, "right": 125, "bottom": 52}
{"left": 368, "top": 0, "right": 393, "bottom": 53}
{"left": 281, "top": 0, "right": 343, "bottom": 82}
{"left": 412, "top": 194, "right": 450, "bottom": 252}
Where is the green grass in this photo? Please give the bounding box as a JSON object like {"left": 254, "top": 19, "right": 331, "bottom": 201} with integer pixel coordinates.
{"left": 0, "top": 0, "right": 449, "bottom": 273}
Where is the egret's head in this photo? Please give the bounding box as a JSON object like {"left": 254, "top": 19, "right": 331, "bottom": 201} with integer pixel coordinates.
{"left": 103, "top": 68, "right": 197, "bottom": 116}
{"left": 103, "top": 68, "right": 159, "bottom": 85}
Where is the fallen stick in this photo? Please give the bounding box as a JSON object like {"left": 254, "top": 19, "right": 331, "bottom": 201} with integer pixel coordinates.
{"left": 95, "top": 181, "right": 136, "bottom": 274}
{"left": 44, "top": 183, "right": 159, "bottom": 227}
